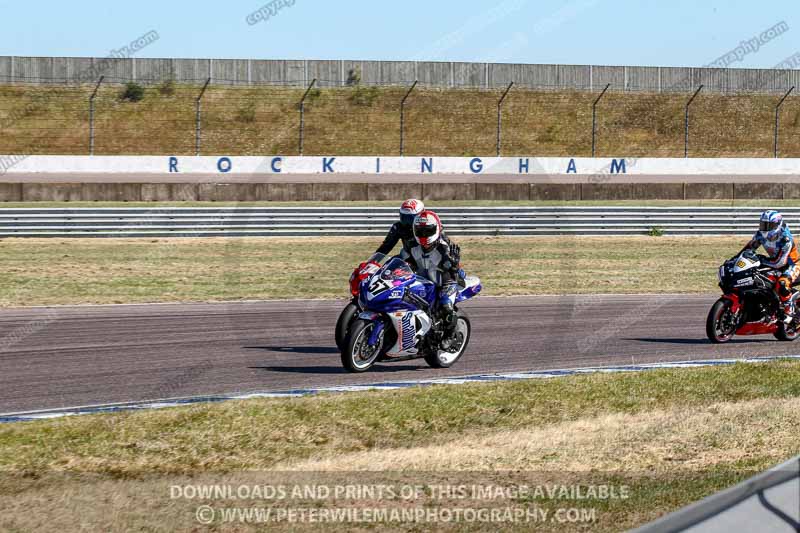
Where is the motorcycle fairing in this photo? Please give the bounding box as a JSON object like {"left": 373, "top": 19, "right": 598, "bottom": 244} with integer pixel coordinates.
{"left": 457, "top": 276, "right": 482, "bottom": 303}
{"left": 384, "top": 310, "right": 432, "bottom": 357}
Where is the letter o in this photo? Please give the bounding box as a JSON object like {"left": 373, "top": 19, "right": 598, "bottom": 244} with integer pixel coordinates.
{"left": 217, "top": 157, "right": 232, "bottom": 173}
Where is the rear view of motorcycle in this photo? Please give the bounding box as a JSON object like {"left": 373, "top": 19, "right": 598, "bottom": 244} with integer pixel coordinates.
{"left": 707, "top": 249, "right": 800, "bottom": 343}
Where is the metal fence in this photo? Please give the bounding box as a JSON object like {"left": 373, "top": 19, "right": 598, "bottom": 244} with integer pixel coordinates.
{"left": 2, "top": 56, "right": 800, "bottom": 94}
{"left": 0, "top": 206, "right": 792, "bottom": 238}
{"left": 1, "top": 79, "right": 800, "bottom": 159}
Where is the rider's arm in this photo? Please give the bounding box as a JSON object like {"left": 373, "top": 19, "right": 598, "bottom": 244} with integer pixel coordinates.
{"left": 400, "top": 245, "right": 418, "bottom": 271}
{"left": 375, "top": 223, "right": 402, "bottom": 255}
{"left": 738, "top": 234, "right": 759, "bottom": 256}
{"left": 762, "top": 240, "right": 792, "bottom": 269}
{"left": 439, "top": 242, "right": 461, "bottom": 283}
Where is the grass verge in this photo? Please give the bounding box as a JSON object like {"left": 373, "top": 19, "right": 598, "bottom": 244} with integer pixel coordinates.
{"left": 1, "top": 360, "right": 800, "bottom": 531}
{"left": 0, "top": 235, "right": 741, "bottom": 306}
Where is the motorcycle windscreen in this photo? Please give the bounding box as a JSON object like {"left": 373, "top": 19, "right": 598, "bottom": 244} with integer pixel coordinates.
{"left": 379, "top": 257, "right": 414, "bottom": 282}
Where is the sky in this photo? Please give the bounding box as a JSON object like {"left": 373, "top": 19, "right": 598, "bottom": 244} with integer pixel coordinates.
{"left": 1, "top": 0, "right": 798, "bottom": 68}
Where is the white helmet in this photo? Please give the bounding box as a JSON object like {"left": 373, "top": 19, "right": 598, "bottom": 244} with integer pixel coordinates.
{"left": 759, "top": 210, "right": 784, "bottom": 240}
{"left": 413, "top": 210, "right": 442, "bottom": 251}
{"left": 399, "top": 199, "right": 424, "bottom": 227}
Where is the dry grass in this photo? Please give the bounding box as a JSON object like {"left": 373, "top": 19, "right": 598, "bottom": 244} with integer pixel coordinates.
{"left": 2, "top": 361, "right": 800, "bottom": 531}
{"left": 1, "top": 83, "right": 799, "bottom": 156}
{"left": 0, "top": 235, "right": 739, "bottom": 306}
{"left": 4, "top": 361, "right": 799, "bottom": 476}
{"left": 287, "top": 397, "right": 800, "bottom": 473}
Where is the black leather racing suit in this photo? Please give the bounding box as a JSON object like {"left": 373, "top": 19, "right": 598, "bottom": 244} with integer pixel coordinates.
{"left": 375, "top": 222, "right": 416, "bottom": 255}
{"left": 375, "top": 222, "right": 450, "bottom": 256}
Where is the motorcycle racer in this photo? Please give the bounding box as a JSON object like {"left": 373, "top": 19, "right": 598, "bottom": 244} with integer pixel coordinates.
{"left": 403, "top": 210, "right": 462, "bottom": 350}
{"left": 375, "top": 199, "right": 453, "bottom": 255}
{"left": 375, "top": 199, "right": 426, "bottom": 255}
{"left": 741, "top": 210, "right": 800, "bottom": 320}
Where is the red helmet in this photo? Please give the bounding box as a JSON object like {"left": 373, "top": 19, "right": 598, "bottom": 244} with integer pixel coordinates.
{"left": 413, "top": 210, "right": 442, "bottom": 250}
{"left": 399, "top": 199, "right": 424, "bottom": 227}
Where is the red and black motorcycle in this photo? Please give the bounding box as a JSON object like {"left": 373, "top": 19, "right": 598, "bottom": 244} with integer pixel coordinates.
{"left": 706, "top": 249, "right": 800, "bottom": 343}
{"left": 334, "top": 253, "right": 386, "bottom": 351}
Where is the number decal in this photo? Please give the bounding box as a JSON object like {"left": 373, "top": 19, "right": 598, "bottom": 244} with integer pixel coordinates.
{"left": 368, "top": 278, "right": 391, "bottom": 295}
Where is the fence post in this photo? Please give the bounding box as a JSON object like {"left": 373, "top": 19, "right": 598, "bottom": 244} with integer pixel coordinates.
{"left": 298, "top": 78, "right": 317, "bottom": 156}
{"left": 496, "top": 82, "right": 514, "bottom": 156}
{"left": 399, "top": 80, "right": 418, "bottom": 156}
{"left": 591, "top": 83, "right": 610, "bottom": 157}
{"left": 88, "top": 76, "right": 104, "bottom": 155}
{"left": 684, "top": 84, "right": 703, "bottom": 158}
{"left": 775, "top": 86, "right": 795, "bottom": 158}
{"left": 195, "top": 78, "right": 211, "bottom": 156}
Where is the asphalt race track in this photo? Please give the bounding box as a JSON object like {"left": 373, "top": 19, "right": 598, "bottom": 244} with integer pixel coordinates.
{"left": 2, "top": 294, "right": 799, "bottom": 415}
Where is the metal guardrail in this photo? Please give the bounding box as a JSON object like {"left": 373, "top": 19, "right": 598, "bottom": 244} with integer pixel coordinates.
{"left": 0, "top": 207, "right": 796, "bottom": 238}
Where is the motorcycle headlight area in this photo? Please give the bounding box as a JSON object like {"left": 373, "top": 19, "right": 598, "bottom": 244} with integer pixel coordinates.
{"left": 718, "top": 266, "right": 725, "bottom": 283}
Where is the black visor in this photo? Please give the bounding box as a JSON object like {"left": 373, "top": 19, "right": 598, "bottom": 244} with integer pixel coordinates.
{"left": 414, "top": 223, "right": 437, "bottom": 238}
{"left": 400, "top": 213, "right": 416, "bottom": 226}
{"left": 760, "top": 220, "right": 780, "bottom": 232}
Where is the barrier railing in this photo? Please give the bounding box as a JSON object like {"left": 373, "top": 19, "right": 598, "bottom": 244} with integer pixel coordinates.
{"left": 0, "top": 206, "right": 793, "bottom": 238}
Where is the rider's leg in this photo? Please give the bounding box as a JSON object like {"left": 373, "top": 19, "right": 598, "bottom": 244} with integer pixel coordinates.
{"left": 438, "top": 283, "right": 458, "bottom": 349}
{"left": 777, "top": 265, "right": 800, "bottom": 321}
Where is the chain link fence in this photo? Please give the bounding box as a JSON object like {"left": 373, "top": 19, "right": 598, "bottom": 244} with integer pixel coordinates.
{"left": 0, "top": 78, "right": 798, "bottom": 158}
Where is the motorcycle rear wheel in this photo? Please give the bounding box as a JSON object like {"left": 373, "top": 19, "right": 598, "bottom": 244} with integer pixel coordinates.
{"left": 775, "top": 321, "right": 800, "bottom": 341}
{"left": 425, "top": 310, "right": 471, "bottom": 368}
{"left": 335, "top": 301, "right": 359, "bottom": 351}
{"left": 706, "top": 298, "right": 737, "bottom": 344}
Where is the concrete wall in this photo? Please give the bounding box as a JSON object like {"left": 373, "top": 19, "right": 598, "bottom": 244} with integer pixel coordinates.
{"left": 4, "top": 155, "right": 800, "bottom": 176}
{"left": 5, "top": 182, "right": 798, "bottom": 202}
{"left": 3, "top": 56, "right": 799, "bottom": 94}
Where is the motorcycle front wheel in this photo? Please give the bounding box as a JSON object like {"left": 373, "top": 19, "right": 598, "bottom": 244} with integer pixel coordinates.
{"left": 341, "top": 319, "right": 383, "bottom": 373}
{"left": 335, "top": 301, "right": 359, "bottom": 351}
{"left": 706, "top": 298, "right": 737, "bottom": 344}
{"left": 425, "top": 310, "right": 471, "bottom": 368}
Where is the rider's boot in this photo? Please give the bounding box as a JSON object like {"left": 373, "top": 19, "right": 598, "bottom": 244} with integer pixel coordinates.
{"left": 439, "top": 304, "right": 458, "bottom": 351}
{"left": 778, "top": 278, "right": 796, "bottom": 323}
{"left": 783, "top": 297, "right": 796, "bottom": 324}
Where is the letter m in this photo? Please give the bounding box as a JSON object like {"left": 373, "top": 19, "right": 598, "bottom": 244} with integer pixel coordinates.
{"left": 610, "top": 159, "right": 626, "bottom": 174}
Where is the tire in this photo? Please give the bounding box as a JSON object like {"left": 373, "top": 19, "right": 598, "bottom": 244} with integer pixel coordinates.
{"left": 775, "top": 322, "right": 800, "bottom": 341}
{"left": 341, "top": 319, "right": 383, "bottom": 373}
{"left": 335, "top": 302, "right": 359, "bottom": 351}
{"left": 775, "top": 294, "right": 800, "bottom": 341}
{"left": 425, "top": 310, "right": 471, "bottom": 368}
{"left": 706, "top": 298, "right": 737, "bottom": 344}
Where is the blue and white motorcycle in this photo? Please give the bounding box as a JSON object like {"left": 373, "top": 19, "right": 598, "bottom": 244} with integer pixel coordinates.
{"left": 341, "top": 253, "right": 482, "bottom": 373}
